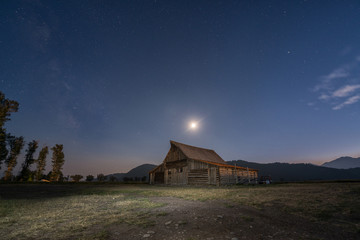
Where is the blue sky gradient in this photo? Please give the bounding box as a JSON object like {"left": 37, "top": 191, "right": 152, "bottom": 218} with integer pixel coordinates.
{"left": 1, "top": 1, "right": 360, "bottom": 175}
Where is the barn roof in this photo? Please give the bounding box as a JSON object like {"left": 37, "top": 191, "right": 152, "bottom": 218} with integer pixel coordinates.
{"left": 170, "top": 140, "right": 226, "bottom": 164}
{"left": 196, "top": 159, "right": 258, "bottom": 171}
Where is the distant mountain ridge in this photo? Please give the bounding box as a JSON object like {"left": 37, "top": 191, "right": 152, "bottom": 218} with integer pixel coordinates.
{"left": 322, "top": 156, "right": 360, "bottom": 169}
{"left": 105, "top": 158, "right": 360, "bottom": 183}
{"left": 227, "top": 160, "right": 360, "bottom": 182}
{"left": 106, "top": 164, "right": 157, "bottom": 181}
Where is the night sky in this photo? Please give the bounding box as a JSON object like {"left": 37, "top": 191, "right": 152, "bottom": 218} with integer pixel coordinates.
{"left": 1, "top": 1, "right": 360, "bottom": 176}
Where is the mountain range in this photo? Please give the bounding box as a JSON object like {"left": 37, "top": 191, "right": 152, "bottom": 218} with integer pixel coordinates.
{"left": 105, "top": 164, "right": 156, "bottom": 181}
{"left": 321, "top": 156, "right": 360, "bottom": 169}
{"left": 228, "top": 158, "right": 360, "bottom": 182}
{"left": 105, "top": 157, "right": 360, "bottom": 182}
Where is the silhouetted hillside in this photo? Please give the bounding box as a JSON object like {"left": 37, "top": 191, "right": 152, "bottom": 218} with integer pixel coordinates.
{"left": 228, "top": 160, "right": 360, "bottom": 182}
{"left": 126, "top": 164, "right": 157, "bottom": 178}
{"left": 322, "top": 156, "right": 360, "bottom": 169}
{"left": 106, "top": 164, "right": 157, "bottom": 181}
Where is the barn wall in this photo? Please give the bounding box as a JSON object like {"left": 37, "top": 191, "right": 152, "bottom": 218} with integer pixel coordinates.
{"left": 149, "top": 164, "right": 165, "bottom": 184}
{"left": 219, "top": 167, "right": 237, "bottom": 185}
{"left": 163, "top": 159, "right": 188, "bottom": 185}
{"left": 219, "top": 167, "right": 258, "bottom": 185}
{"left": 163, "top": 145, "right": 187, "bottom": 162}
{"left": 188, "top": 159, "right": 210, "bottom": 170}
{"left": 209, "top": 167, "right": 218, "bottom": 185}
{"left": 150, "top": 146, "right": 259, "bottom": 185}
{"left": 186, "top": 160, "right": 219, "bottom": 185}
{"left": 165, "top": 166, "right": 188, "bottom": 185}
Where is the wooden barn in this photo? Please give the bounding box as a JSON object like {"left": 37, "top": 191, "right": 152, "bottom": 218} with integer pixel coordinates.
{"left": 149, "top": 141, "right": 258, "bottom": 185}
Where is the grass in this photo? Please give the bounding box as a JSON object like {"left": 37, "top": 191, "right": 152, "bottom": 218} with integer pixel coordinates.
{"left": 0, "top": 185, "right": 165, "bottom": 239}
{"left": 0, "top": 182, "right": 359, "bottom": 239}
{"left": 141, "top": 182, "right": 360, "bottom": 232}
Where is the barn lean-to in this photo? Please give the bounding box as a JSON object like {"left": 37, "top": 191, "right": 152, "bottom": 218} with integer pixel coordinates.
{"left": 149, "top": 141, "right": 258, "bottom": 185}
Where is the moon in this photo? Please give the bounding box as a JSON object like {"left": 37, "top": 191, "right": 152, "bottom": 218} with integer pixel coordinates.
{"left": 190, "top": 122, "right": 197, "bottom": 129}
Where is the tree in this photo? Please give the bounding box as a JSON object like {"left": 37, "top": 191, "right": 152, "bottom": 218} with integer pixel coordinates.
{"left": 0, "top": 129, "right": 8, "bottom": 170}
{"left": 97, "top": 173, "right": 106, "bottom": 182}
{"left": 50, "top": 144, "right": 65, "bottom": 182}
{"left": 109, "top": 175, "right": 117, "bottom": 182}
{"left": 4, "top": 135, "right": 24, "bottom": 181}
{"left": 0, "top": 92, "right": 19, "bottom": 169}
{"left": 86, "top": 175, "right": 94, "bottom": 182}
{"left": 18, "top": 140, "right": 39, "bottom": 181}
{"left": 35, "top": 146, "right": 49, "bottom": 181}
{"left": 0, "top": 92, "right": 19, "bottom": 127}
{"left": 71, "top": 174, "right": 83, "bottom": 182}
{"left": 123, "top": 177, "right": 133, "bottom": 182}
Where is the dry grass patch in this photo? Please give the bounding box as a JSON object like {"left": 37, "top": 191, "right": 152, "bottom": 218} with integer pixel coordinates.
{"left": 0, "top": 190, "right": 164, "bottom": 239}
{"left": 1, "top": 182, "right": 359, "bottom": 238}
{"left": 141, "top": 182, "right": 360, "bottom": 232}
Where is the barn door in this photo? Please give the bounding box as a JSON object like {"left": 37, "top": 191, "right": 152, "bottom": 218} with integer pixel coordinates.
{"left": 209, "top": 167, "right": 216, "bottom": 185}
{"left": 154, "top": 172, "right": 164, "bottom": 184}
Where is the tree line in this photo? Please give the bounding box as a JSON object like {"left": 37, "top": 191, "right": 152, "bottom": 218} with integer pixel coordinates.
{"left": 68, "top": 174, "right": 147, "bottom": 182}
{"left": 0, "top": 92, "right": 65, "bottom": 182}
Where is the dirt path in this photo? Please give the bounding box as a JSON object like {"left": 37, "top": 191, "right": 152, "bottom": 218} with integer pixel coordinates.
{"left": 105, "top": 197, "right": 357, "bottom": 240}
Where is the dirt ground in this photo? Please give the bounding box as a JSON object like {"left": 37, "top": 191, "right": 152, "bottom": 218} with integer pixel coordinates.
{"left": 1, "top": 183, "right": 359, "bottom": 240}
{"left": 104, "top": 196, "right": 357, "bottom": 240}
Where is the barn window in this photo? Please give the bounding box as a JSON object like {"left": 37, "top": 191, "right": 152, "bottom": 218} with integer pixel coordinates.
{"left": 178, "top": 168, "right": 183, "bottom": 173}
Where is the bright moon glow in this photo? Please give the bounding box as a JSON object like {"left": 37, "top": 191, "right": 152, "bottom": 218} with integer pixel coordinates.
{"left": 190, "top": 122, "right": 197, "bottom": 129}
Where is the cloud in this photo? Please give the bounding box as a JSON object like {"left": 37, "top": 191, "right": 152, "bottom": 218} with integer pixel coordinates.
{"left": 333, "top": 95, "right": 360, "bottom": 110}
{"left": 318, "top": 94, "right": 330, "bottom": 101}
{"left": 332, "top": 84, "right": 360, "bottom": 97}
{"left": 311, "top": 55, "right": 360, "bottom": 110}
{"left": 313, "top": 67, "right": 349, "bottom": 92}
{"left": 324, "top": 68, "right": 349, "bottom": 81}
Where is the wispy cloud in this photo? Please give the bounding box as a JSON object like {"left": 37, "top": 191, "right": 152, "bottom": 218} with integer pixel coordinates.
{"left": 333, "top": 95, "right": 360, "bottom": 110}
{"left": 318, "top": 94, "right": 330, "bottom": 101}
{"left": 311, "top": 55, "right": 360, "bottom": 110}
{"left": 332, "top": 85, "right": 360, "bottom": 97}
{"left": 314, "top": 67, "right": 349, "bottom": 91}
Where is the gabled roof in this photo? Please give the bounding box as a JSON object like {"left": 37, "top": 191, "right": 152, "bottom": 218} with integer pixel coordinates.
{"left": 170, "top": 140, "right": 226, "bottom": 164}
{"left": 196, "top": 159, "right": 258, "bottom": 172}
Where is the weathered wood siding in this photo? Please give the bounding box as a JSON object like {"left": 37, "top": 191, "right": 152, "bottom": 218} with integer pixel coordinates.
{"left": 154, "top": 172, "right": 164, "bottom": 184}
{"left": 219, "top": 167, "right": 258, "bottom": 185}
{"left": 149, "top": 163, "right": 165, "bottom": 184}
{"left": 219, "top": 167, "right": 237, "bottom": 184}
{"left": 162, "top": 159, "right": 188, "bottom": 185}
{"left": 150, "top": 145, "right": 258, "bottom": 185}
{"left": 164, "top": 166, "right": 188, "bottom": 185}
{"left": 163, "top": 145, "right": 187, "bottom": 162}
{"left": 188, "top": 169, "right": 208, "bottom": 185}
{"left": 188, "top": 159, "right": 210, "bottom": 170}
{"left": 186, "top": 160, "right": 219, "bottom": 185}
{"left": 209, "top": 167, "right": 218, "bottom": 185}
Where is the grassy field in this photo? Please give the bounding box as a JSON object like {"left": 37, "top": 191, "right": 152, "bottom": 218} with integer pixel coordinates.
{"left": 0, "top": 182, "right": 359, "bottom": 239}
